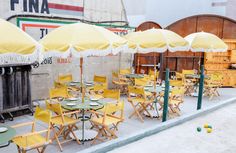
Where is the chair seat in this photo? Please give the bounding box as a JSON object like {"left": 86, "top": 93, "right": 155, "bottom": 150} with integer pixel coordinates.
{"left": 12, "top": 134, "right": 49, "bottom": 150}
{"left": 91, "top": 116, "right": 122, "bottom": 126}
{"left": 145, "top": 91, "right": 153, "bottom": 96}
{"left": 128, "top": 97, "right": 149, "bottom": 103}
{"left": 51, "top": 116, "right": 77, "bottom": 125}
{"left": 112, "top": 81, "right": 128, "bottom": 86}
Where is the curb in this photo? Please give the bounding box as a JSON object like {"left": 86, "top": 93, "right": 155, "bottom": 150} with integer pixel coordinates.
{"left": 79, "top": 97, "right": 236, "bottom": 153}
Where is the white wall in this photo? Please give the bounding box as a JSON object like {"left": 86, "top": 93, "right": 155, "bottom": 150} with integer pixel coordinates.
{"left": 124, "top": 0, "right": 227, "bottom": 27}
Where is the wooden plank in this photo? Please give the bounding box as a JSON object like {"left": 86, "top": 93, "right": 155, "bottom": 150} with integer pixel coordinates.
{"left": 197, "top": 16, "right": 224, "bottom": 37}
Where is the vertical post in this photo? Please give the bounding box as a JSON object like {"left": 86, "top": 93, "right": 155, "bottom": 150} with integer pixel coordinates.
{"left": 80, "top": 58, "right": 85, "bottom": 103}
{"left": 137, "top": 53, "right": 140, "bottom": 74}
{"left": 162, "top": 68, "right": 170, "bottom": 122}
{"left": 153, "top": 52, "right": 157, "bottom": 89}
{"left": 159, "top": 53, "right": 164, "bottom": 79}
{"left": 197, "top": 65, "right": 204, "bottom": 110}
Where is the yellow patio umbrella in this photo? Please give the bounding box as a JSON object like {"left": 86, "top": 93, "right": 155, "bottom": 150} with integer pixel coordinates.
{"left": 124, "top": 29, "right": 189, "bottom": 87}
{"left": 185, "top": 32, "right": 228, "bottom": 52}
{"left": 40, "top": 22, "right": 127, "bottom": 101}
{"left": 0, "top": 18, "right": 40, "bottom": 65}
{"left": 184, "top": 32, "right": 228, "bottom": 110}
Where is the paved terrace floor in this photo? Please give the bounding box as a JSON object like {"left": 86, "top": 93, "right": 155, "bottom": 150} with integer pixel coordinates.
{"left": 1, "top": 88, "right": 236, "bottom": 153}
{"left": 109, "top": 97, "right": 236, "bottom": 153}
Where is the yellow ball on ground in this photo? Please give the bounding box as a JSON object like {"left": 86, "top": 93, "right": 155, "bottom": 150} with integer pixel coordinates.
{"left": 207, "top": 128, "right": 212, "bottom": 133}
{"left": 204, "top": 124, "right": 209, "bottom": 128}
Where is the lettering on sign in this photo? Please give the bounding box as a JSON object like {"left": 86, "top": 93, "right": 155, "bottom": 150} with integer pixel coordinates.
{"left": 40, "top": 28, "right": 48, "bottom": 39}
{"left": 10, "top": 0, "right": 49, "bottom": 14}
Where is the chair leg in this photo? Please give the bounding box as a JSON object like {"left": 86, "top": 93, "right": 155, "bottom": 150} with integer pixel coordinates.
{"left": 129, "top": 102, "right": 144, "bottom": 122}
{"left": 40, "top": 146, "right": 47, "bottom": 153}
{"left": 17, "top": 145, "right": 21, "bottom": 153}
{"left": 51, "top": 124, "right": 65, "bottom": 152}
{"left": 68, "top": 125, "right": 81, "bottom": 145}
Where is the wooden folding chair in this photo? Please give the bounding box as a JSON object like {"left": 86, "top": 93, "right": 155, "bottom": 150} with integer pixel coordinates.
{"left": 127, "top": 86, "right": 154, "bottom": 122}
{"left": 148, "top": 69, "right": 159, "bottom": 81}
{"left": 112, "top": 72, "right": 129, "bottom": 95}
{"left": 49, "top": 86, "right": 71, "bottom": 100}
{"left": 168, "top": 87, "right": 185, "bottom": 116}
{"left": 90, "top": 101, "right": 124, "bottom": 144}
{"left": 46, "top": 101, "right": 80, "bottom": 152}
{"left": 204, "top": 73, "right": 223, "bottom": 100}
{"left": 11, "top": 107, "right": 52, "bottom": 153}
{"left": 182, "top": 69, "right": 196, "bottom": 96}
{"left": 119, "top": 68, "right": 131, "bottom": 75}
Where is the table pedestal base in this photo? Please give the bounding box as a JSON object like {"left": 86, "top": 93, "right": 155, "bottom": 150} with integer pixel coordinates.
{"left": 144, "top": 110, "right": 159, "bottom": 118}
{"left": 70, "top": 129, "right": 98, "bottom": 141}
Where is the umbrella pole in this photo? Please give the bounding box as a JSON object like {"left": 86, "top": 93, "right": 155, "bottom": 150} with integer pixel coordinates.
{"left": 153, "top": 52, "right": 157, "bottom": 89}
{"left": 80, "top": 57, "right": 85, "bottom": 103}
{"left": 137, "top": 53, "right": 140, "bottom": 74}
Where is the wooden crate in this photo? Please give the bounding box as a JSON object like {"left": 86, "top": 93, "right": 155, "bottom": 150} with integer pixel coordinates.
{"left": 205, "top": 39, "right": 236, "bottom": 86}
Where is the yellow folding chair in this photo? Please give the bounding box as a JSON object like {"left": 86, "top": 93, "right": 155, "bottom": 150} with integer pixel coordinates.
{"left": 135, "top": 78, "right": 153, "bottom": 97}
{"left": 49, "top": 87, "right": 70, "bottom": 100}
{"left": 169, "top": 80, "right": 183, "bottom": 87}
{"left": 127, "top": 86, "right": 154, "bottom": 122}
{"left": 58, "top": 74, "right": 73, "bottom": 83}
{"left": 90, "top": 101, "right": 124, "bottom": 144}
{"left": 11, "top": 107, "right": 52, "bottom": 153}
{"left": 46, "top": 101, "right": 80, "bottom": 152}
{"left": 182, "top": 69, "right": 195, "bottom": 95}
{"left": 168, "top": 87, "right": 185, "bottom": 116}
{"left": 119, "top": 68, "right": 131, "bottom": 75}
{"left": 148, "top": 69, "right": 159, "bottom": 81}
{"left": 112, "top": 72, "right": 128, "bottom": 94}
{"left": 204, "top": 73, "right": 223, "bottom": 100}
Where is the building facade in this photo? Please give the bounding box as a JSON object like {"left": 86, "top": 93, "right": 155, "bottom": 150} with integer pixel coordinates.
{"left": 0, "top": 0, "right": 133, "bottom": 100}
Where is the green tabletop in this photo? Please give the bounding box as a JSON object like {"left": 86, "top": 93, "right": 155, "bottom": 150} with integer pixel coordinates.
{"left": 0, "top": 125, "right": 16, "bottom": 145}
{"left": 144, "top": 86, "right": 164, "bottom": 93}
{"left": 61, "top": 98, "right": 105, "bottom": 111}
{"left": 185, "top": 74, "right": 209, "bottom": 79}
{"left": 125, "top": 74, "right": 144, "bottom": 79}
{"left": 66, "top": 81, "right": 94, "bottom": 87}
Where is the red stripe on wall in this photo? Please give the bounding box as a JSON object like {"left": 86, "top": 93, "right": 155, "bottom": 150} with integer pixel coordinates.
{"left": 22, "top": 24, "right": 60, "bottom": 31}
{"left": 48, "top": 3, "right": 84, "bottom": 12}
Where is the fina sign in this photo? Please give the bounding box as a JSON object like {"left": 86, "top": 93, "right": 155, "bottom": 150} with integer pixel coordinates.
{"left": 10, "top": 0, "right": 84, "bottom": 16}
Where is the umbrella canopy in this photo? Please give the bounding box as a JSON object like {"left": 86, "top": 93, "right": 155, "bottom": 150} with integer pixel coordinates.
{"left": 185, "top": 32, "right": 228, "bottom": 52}
{"left": 124, "top": 29, "right": 189, "bottom": 53}
{"left": 40, "top": 22, "right": 127, "bottom": 58}
{"left": 0, "top": 18, "right": 40, "bottom": 65}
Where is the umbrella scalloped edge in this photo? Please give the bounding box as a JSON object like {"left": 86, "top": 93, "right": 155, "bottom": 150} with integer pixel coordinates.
{"left": 0, "top": 47, "right": 42, "bottom": 66}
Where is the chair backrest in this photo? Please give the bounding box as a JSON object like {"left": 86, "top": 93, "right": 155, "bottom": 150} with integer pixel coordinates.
{"left": 170, "top": 80, "right": 183, "bottom": 87}
{"left": 182, "top": 70, "right": 195, "bottom": 75}
{"left": 135, "top": 78, "right": 148, "bottom": 87}
{"left": 49, "top": 87, "right": 69, "bottom": 99}
{"left": 171, "top": 87, "right": 185, "bottom": 96}
{"left": 119, "top": 68, "right": 131, "bottom": 75}
{"left": 103, "top": 101, "right": 125, "bottom": 123}
{"left": 58, "top": 74, "right": 73, "bottom": 83}
{"left": 94, "top": 75, "right": 107, "bottom": 84}
{"left": 103, "top": 89, "right": 120, "bottom": 100}
{"left": 128, "top": 86, "right": 145, "bottom": 96}
{"left": 175, "top": 72, "right": 183, "bottom": 80}
{"left": 34, "top": 106, "right": 52, "bottom": 125}
{"left": 54, "top": 81, "right": 67, "bottom": 88}
{"left": 34, "top": 107, "right": 52, "bottom": 141}
{"left": 149, "top": 69, "right": 159, "bottom": 76}
{"left": 94, "top": 83, "right": 107, "bottom": 92}
{"left": 45, "top": 100, "right": 63, "bottom": 116}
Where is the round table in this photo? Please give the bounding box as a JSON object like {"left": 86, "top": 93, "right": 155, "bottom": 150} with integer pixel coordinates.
{"left": 143, "top": 85, "right": 173, "bottom": 118}
{"left": 61, "top": 97, "right": 105, "bottom": 144}
{"left": 0, "top": 125, "right": 16, "bottom": 148}
{"left": 125, "top": 74, "right": 144, "bottom": 79}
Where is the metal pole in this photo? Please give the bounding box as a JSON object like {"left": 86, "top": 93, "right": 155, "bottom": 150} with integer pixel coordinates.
{"left": 153, "top": 52, "right": 157, "bottom": 89}
{"left": 197, "top": 65, "right": 204, "bottom": 110}
{"left": 162, "top": 68, "right": 170, "bottom": 122}
{"left": 80, "top": 58, "right": 85, "bottom": 103}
